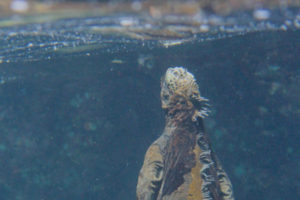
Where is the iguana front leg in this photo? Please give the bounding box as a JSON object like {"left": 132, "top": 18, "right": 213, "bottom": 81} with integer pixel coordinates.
{"left": 137, "top": 143, "right": 164, "bottom": 200}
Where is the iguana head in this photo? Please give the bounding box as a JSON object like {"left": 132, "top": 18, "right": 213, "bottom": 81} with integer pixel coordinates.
{"left": 161, "top": 67, "right": 209, "bottom": 121}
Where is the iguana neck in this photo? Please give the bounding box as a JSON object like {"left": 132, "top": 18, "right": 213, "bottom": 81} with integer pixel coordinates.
{"left": 164, "top": 105, "right": 205, "bottom": 135}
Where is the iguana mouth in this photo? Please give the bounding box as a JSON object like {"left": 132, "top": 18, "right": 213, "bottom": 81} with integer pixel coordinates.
{"left": 160, "top": 67, "right": 209, "bottom": 121}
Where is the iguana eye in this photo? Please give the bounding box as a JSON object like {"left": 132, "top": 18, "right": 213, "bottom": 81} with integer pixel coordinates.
{"left": 192, "top": 92, "right": 198, "bottom": 97}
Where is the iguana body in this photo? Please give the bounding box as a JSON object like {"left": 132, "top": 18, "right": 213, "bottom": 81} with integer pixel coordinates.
{"left": 136, "top": 67, "right": 234, "bottom": 200}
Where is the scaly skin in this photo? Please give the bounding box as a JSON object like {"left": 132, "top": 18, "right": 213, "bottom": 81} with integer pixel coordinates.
{"left": 137, "top": 67, "right": 234, "bottom": 200}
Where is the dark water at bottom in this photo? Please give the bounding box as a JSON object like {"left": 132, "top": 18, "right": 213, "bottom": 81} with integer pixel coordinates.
{"left": 0, "top": 30, "right": 299, "bottom": 200}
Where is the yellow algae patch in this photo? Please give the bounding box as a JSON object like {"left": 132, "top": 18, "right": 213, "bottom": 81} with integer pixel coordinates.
{"left": 56, "top": 44, "right": 103, "bottom": 54}
{"left": 111, "top": 59, "right": 124, "bottom": 64}
{"left": 161, "top": 39, "right": 190, "bottom": 48}
{"left": 187, "top": 143, "right": 203, "bottom": 200}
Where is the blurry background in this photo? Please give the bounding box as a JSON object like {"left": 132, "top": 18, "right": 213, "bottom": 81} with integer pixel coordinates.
{"left": 1, "top": 0, "right": 300, "bottom": 15}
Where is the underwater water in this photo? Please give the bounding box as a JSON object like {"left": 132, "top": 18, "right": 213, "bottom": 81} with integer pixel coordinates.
{"left": 0, "top": 5, "right": 299, "bottom": 200}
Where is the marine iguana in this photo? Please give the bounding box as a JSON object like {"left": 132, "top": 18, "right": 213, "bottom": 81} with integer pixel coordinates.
{"left": 136, "top": 67, "right": 234, "bottom": 200}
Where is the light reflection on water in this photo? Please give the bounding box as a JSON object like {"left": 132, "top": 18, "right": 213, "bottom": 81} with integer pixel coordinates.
{"left": 0, "top": 7, "right": 299, "bottom": 63}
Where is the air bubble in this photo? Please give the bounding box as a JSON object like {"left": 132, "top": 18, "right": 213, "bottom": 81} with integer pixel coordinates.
{"left": 253, "top": 9, "right": 271, "bottom": 20}
{"left": 10, "top": 0, "right": 29, "bottom": 12}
